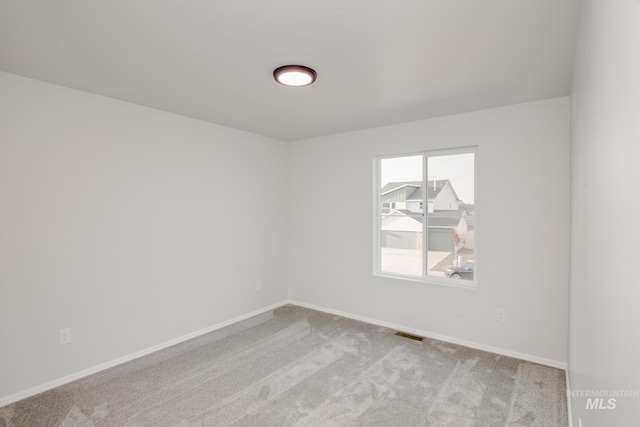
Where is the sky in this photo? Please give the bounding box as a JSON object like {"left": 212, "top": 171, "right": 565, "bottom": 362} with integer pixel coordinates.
{"left": 381, "top": 153, "right": 475, "bottom": 204}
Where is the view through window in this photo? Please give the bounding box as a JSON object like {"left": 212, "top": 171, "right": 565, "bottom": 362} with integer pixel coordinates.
{"left": 378, "top": 149, "right": 476, "bottom": 283}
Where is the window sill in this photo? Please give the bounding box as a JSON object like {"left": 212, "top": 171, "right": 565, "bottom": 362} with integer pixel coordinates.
{"left": 374, "top": 271, "right": 477, "bottom": 290}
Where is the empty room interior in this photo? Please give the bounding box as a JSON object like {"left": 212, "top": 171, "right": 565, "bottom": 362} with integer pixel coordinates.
{"left": 0, "top": 1, "right": 639, "bottom": 426}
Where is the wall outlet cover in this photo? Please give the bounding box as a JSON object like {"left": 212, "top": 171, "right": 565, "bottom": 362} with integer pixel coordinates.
{"left": 59, "top": 328, "right": 71, "bottom": 345}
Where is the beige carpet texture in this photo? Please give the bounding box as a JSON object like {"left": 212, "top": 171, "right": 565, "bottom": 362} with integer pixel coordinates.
{"left": 0, "top": 305, "right": 568, "bottom": 427}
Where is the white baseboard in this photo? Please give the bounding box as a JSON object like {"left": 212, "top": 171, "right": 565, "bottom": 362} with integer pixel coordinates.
{"left": 566, "top": 368, "right": 574, "bottom": 427}
{"left": 288, "top": 299, "right": 568, "bottom": 370}
{"left": 0, "top": 300, "right": 289, "bottom": 408}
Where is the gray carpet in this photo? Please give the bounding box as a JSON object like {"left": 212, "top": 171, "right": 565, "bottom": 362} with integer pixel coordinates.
{"left": 0, "top": 305, "right": 568, "bottom": 427}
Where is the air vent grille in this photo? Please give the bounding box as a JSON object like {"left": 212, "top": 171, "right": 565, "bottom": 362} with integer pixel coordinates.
{"left": 395, "top": 331, "right": 423, "bottom": 342}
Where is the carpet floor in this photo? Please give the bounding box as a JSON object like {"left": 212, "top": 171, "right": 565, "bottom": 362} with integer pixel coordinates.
{"left": 0, "top": 305, "right": 568, "bottom": 427}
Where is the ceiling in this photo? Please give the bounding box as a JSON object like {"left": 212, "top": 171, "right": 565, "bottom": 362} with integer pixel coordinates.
{"left": 0, "top": 1, "right": 583, "bottom": 141}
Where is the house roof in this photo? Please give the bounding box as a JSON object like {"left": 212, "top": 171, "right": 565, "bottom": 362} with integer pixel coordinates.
{"left": 381, "top": 180, "right": 455, "bottom": 201}
{"left": 428, "top": 216, "right": 465, "bottom": 227}
{"left": 430, "top": 209, "right": 468, "bottom": 218}
{"left": 406, "top": 188, "right": 423, "bottom": 202}
{"left": 397, "top": 209, "right": 422, "bottom": 219}
{"left": 380, "top": 181, "right": 421, "bottom": 195}
{"left": 459, "top": 204, "right": 475, "bottom": 215}
{"left": 384, "top": 209, "right": 465, "bottom": 228}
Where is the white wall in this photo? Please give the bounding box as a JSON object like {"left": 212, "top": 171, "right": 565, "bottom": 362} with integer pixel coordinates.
{"left": 0, "top": 72, "right": 288, "bottom": 401}
{"left": 287, "top": 98, "right": 570, "bottom": 365}
{"left": 569, "top": 0, "right": 640, "bottom": 425}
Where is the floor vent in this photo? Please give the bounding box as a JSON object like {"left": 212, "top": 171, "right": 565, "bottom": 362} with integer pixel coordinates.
{"left": 395, "top": 331, "right": 423, "bottom": 342}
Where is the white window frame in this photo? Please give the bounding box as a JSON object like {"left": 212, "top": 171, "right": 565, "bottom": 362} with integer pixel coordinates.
{"left": 374, "top": 146, "right": 477, "bottom": 288}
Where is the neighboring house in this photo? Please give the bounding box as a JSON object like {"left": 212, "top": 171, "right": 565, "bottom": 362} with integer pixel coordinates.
{"left": 381, "top": 180, "right": 460, "bottom": 214}
{"left": 381, "top": 180, "right": 474, "bottom": 252}
{"left": 459, "top": 203, "right": 475, "bottom": 227}
{"left": 428, "top": 209, "right": 471, "bottom": 252}
{"left": 381, "top": 210, "right": 423, "bottom": 250}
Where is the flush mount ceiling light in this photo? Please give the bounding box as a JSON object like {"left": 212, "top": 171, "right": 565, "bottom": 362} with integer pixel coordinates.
{"left": 273, "top": 65, "right": 317, "bottom": 87}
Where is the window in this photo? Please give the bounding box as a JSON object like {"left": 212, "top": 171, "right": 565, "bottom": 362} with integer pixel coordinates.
{"left": 375, "top": 148, "right": 476, "bottom": 285}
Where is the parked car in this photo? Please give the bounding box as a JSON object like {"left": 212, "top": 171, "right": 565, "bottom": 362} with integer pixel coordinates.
{"left": 445, "top": 260, "right": 474, "bottom": 280}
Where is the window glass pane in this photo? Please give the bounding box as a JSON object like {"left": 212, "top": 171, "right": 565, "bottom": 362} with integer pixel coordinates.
{"left": 380, "top": 156, "right": 423, "bottom": 276}
{"left": 426, "top": 153, "right": 475, "bottom": 281}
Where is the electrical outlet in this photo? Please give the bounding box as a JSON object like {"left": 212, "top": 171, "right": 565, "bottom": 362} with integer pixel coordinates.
{"left": 496, "top": 308, "right": 506, "bottom": 322}
{"left": 59, "top": 328, "right": 71, "bottom": 345}
{"left": 256, "top": 280, "right": 262, "bottom": 291}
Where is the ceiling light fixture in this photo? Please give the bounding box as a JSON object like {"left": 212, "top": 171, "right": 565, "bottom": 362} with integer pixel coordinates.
{"left": 273, "top": 65, "right": 317, "bottom": 87}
